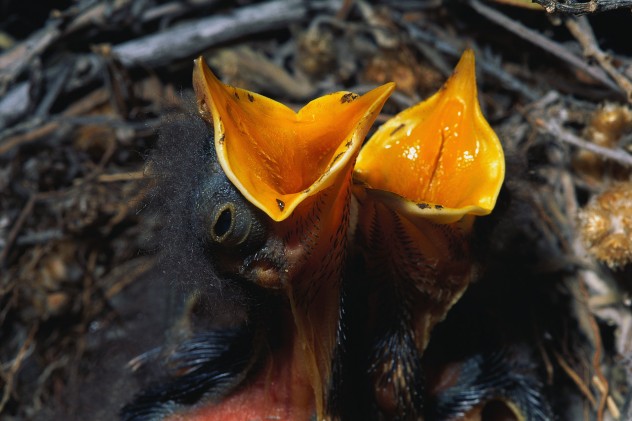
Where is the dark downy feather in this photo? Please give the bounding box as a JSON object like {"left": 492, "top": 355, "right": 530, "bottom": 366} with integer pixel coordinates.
{"left": 120, "top": 112, "right": 274, "bottom": 420}
{"left": 121, "top": 327, "right": 255, "bottom": 421}
{"left": 426, "top": 351, "right": 553, "bottom": 421}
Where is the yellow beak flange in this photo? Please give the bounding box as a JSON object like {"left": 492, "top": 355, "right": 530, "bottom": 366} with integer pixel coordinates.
{"left": 193, "top": 57, "right": 395, "bottom": 222}
{"left": 354, "top": 49, "right": 505, "bottom": 224}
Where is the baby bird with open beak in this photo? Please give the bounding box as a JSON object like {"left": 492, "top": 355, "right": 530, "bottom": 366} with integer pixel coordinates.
{"left": 123, "top": 58, "right": 394, "bottom": 421}
{"left": 123, "top": 51, "right": 553, "bottom": 421}
{"left": 353, "top": 50, "right": 505, "bottom": 419}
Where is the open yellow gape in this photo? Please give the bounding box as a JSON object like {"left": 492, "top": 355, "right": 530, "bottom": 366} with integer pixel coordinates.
{"left": 193, "top": 56, "right": 394, "bottom": 421}
{"left": 353, "top": 50, "right": 506, "bottom": 418}
{"left": 189, "top": 49, "right": 507, "bottom": 420}
{"left": 194, "top": 57, "right": 395, "bottom": 222}
{"left": 354, "top": 49, "right": 505, "bottom": 224}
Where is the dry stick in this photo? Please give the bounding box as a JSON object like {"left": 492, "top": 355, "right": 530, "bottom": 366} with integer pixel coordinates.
{"left": 491, "top": 0, "right": 545, "bottom": 10}
{"left": 0, "top": 324, "right": 38, "bottom": 413}
{"left": 560, "top": 167, "right": 617, "bottom": 421}
{"left": 592, "top": 376, "right": 621, "bottom": 420}
{"left": 34, "top": 64, "right": 73, "bottom": 117}
{"left": 552, "top": 350, "right": 598, "bottom": 408}
{"left": 1, "top": 115, "right": 160, "bottom": 158}
{"left": 140, "top": 0, "right": 222, "bottom": 24}
{"left": 0, "top": 196, "right": 36, "bottom": 267}
{"left": 469, "top": 0, "right": 621, "bottom": 95}
{"left": 565, "top": 16, "right": 632, "bottom": 102}
{"left": 97, "top": 171, "right": 145, "bottom": 183}
{"left": 32, "top": 356, "right": 69, "bottom": 412}
{"left": 0, "top": 122, "right": 58, "bottom": 155}
{"left": 357, "top": 0, "right": 399, "bottom": 49}
{"left": 534, "top": 117, "right": 632, "bottom": 167}
{"left": 112, "top": 0, "right": 308, "bottom": 67}
{"left": 62, "top": 88, "right": 110, "bottom": 116}
{"left": 0, "top": 24, "right": 62, "bottom": 93}
{"left": 0, "top": 1, "right": 310, "bottom": 128}
{"left": 532, "top": 0, "right": 632, "bottom": 14}
{"left": 0, "top": 130, "right": 148, "bottom": 263}
{"left": 0, "top": 88, "right": 107, "bottom": 154}
{"left": 578, "top": 281, "right": 609, "bottom": 421}
{"left": 401, "top": 19, "right": 539, "bottom": 101}
{"left": 0, "top": 80, "right": 29, "bottom": 127}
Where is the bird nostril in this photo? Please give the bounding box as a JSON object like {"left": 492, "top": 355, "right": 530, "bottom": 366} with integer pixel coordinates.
{"left": 213, "top": 207, "right": 233, "bottom": 239}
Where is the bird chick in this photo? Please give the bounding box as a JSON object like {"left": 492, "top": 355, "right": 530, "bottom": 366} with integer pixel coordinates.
{"left": 123, "top": 57, "right": 394, "bottom": 421}
{"left": 353, "top": 50, "right": 505, "bottom": 419}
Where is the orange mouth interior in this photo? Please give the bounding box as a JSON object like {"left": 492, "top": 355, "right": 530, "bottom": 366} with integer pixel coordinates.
{"left": 194, "top": 57, "right": 395, "bottom": 221}
{"left": 354, "top": 50, "right": 505, "bottom": 223}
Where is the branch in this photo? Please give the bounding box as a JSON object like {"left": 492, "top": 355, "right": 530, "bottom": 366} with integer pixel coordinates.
{"left": 469, "top": 0, "right": 621, "bottom": 95}
{"left": 401, "top": 16, "right": 540, "bottom": 101}
{"left": 112, "top": 0, "right": 308, "bottom": 67}
{"left": 534, "top": 117, "right": 632, "bottom": 167}
{"left": 564, "top": 16, "right": 632, "bottom": 102}
{"left": 532, "top": 0, "right": 632, "bottom": 15}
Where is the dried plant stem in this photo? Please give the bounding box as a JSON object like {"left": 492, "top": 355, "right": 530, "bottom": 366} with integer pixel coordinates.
{"left": 532, "top": 0, "right": 632, "bottom": 14}
{"left": 565, "top": 16, "right": 632, "bottom": 102}
{"left": 578, "top": 281, "right": 609, "bottom": 421}
{"left": 0, "top": 324, "right": 38, "bottom": 413}
{"left": 112, "top": 0, "right": 308, "bottom": 67}
{"left": 97, "top": 171, "right": 145, "bottom": 183}
{"left": 552, "top": 350, "right": 598, "bottom": 408}
{"left": 0, "top": 196, "right": 36, "bottom": 267}
{"left": 469, "top": 0, "right": 620, "bottom": 94}
{"left": 534, "top": 117, "right": 632, "bottom": 167}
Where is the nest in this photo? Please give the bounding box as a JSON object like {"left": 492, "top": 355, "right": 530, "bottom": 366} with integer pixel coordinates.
{"left": 1, "top": 1, "right": 631, "bottom": 419}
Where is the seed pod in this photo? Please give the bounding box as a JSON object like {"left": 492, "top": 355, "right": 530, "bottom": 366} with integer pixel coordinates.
{"left": 578, "top": 183, "right": 632, "bottom": 269}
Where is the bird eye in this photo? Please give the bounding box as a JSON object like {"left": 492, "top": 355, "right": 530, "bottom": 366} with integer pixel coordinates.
{"left": 209, "top": 202, "right": 248, "bottom": 246}
{"left": 211, "top": 203, "right": 235, "bottom": 242}
{"left": 207, "top": 199, "right": 266, "bottom": 251}
{"left": 199, "top": 159, "right": 267, "bottom": 252}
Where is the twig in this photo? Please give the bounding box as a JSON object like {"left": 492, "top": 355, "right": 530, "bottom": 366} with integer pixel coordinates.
{"left": 0, "top": 88, "right": 107, "bottom": 151}
{"left": 0, "top": 56, "right": 104, "bottom": 130}
{"left": 97, "top": 171, "right": 145, "bottom": 183}
{"left": 0, "top": 114, "right": 161, "bottom": 156}
{"left": 0, "top": 23, "right": 62, "bottom": 95}
{"left": 140, "top": 0, "right": 222, "bottom": 24}
{"left": 0, "top": 121, "right": 58, "bottom": 156}
{"left": 0, "top": 82, "right": 29, "bottom": 128}
{"left": 112, "top": 0, "right": 309, "bottom": 67}
{"left": 565, "top": 16, "right": 632, "bottom": 102}
{"left": 490, "top": 0, "right": 545, "bottom": 9}
{"left": 592, "top": 375, "right": 621, "bottom": 420}
{"left": 15, "top": 229, "right": 64, "bottom": 247}
{"left": 31, "top": 355, "right": 69, "bottom": 412}
{"left": 533, "top": 117, "right": 632, "bottom": 167}
{"left": 35, "top": 64, "right": 73, "bottom": 117}
{"left": 469, "top": 0, "right": 621, "bottom": 95}
{"left": 578, "top": 281, "right": 609, "bottom": 421}
{"left": 401, "top": 17, "right": 540, "bottom": 101}
{"left": 356, "top": 1, "right": 399, "bottom": 49}
{"left": 0, "top": 196, "right": 36, "bottom": 267}
{"left": 560, "top": 168, "right": 619, "bottom": 421}
{"left": 61, "top": 88, "right": 110, "bottom": 116}
{"left": 0, "top": 324, "right": 38, "bottom": 413}
{"left": 208, "top": 47, "right": 316, "bottom": 100}
{"left": 1, "top": 173, "right": 147, "bottom": 268}
{"left": 532, "top": 0, "right": 632, "bottom": 14}
{"left": 553, "top": 349, "right": 598, "bottom": 408}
